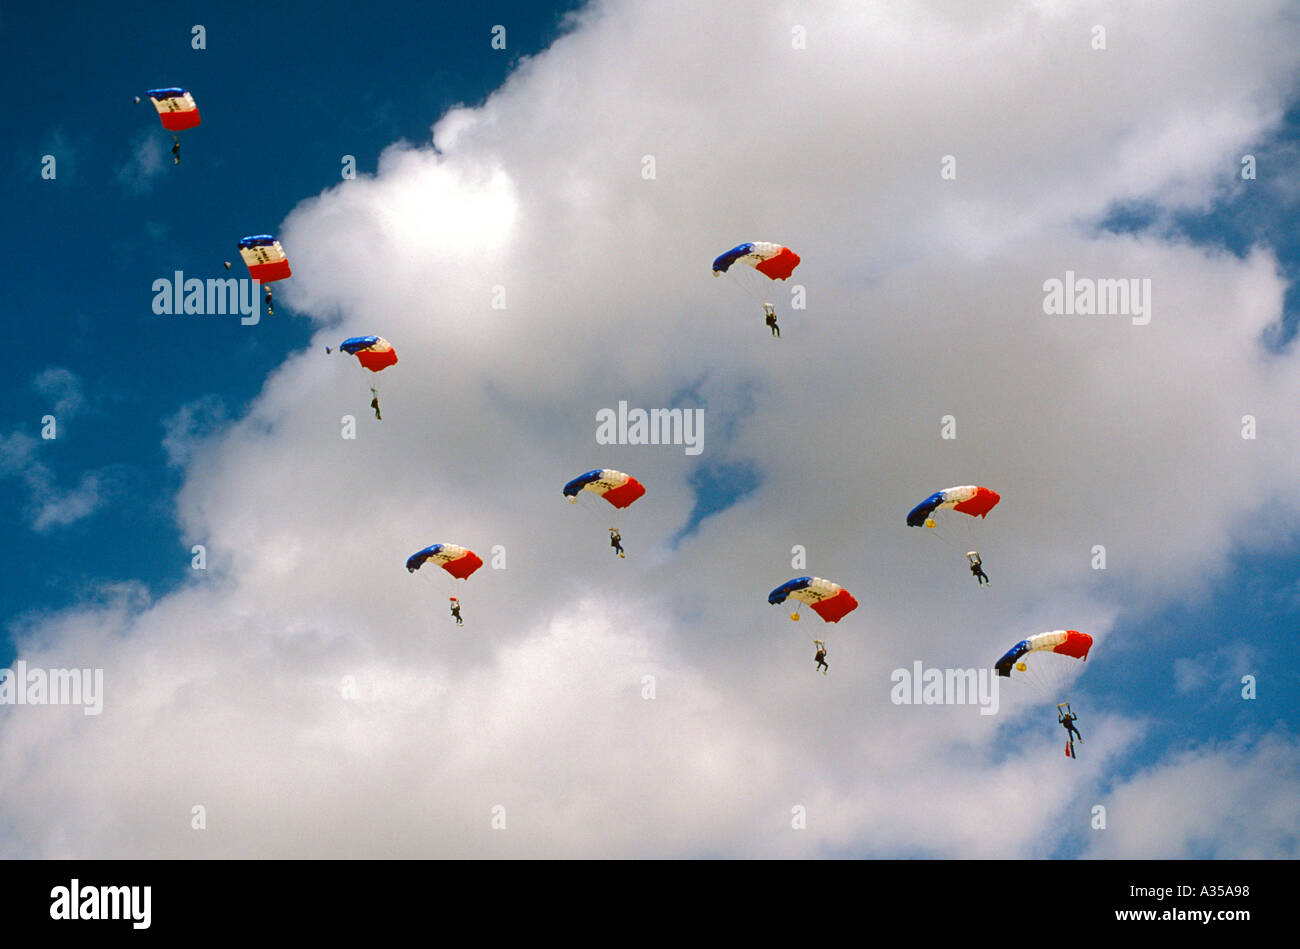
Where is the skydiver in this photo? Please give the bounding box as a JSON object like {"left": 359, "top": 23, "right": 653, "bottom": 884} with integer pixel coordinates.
{"left": 609, "top": 527, "right": 624, "bottom": 558}
{"left": 1059, "top": 708, "right": 1083, "bottom": 744}
{"left": 968, "top": 552, "right": 989, "bottom": 586}
{"left": 449, "top": 597, "right": 463, "bottom": 625}
{"left": 370, "top": 387, "right": 382, "bottom": 421}
{"left": 763, "top": 302, "right": 780, "bottom": 338}
{"left": 171, "top": 136, "right": 180, "bottom": 165}
{"left": 814, "top": 639, "right": 828, "bottom": 675}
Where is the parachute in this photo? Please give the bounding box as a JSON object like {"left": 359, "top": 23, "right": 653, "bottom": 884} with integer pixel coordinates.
{"left": 712, "top": 243, "right": 801, "bottom": 280}
{"left": 994, "top": 630, "right": 1093, "bottom": 706}
{"left": 330, "top": 336, "right": 396, "bottom": 419}
{"left": 564, "top": 469, "right": 644, "bottom": 556}
{"left": 713, "top": 243, "right": 801, "bottom": 333}
{"left": 408, "top": 544, "right": 482, "bottom": 625}
{"left": 768, "top": 577, "right": 859, "bottom": 623}
{"left": 145, "top": 88, "right": 201, "bottom": 131}
{"left": 907, "top": 485, "right": 1001, "bottom": 579}
{"left": 406, "top": 544, "right": 484, "bottom": 580}
{"left": 994, "top": 630, "right": 1093, "bottom": 677}
{"left": 996, "top": 631, "right": 1094, "bottom": 749}
{"left": 238, "top": 235, "right": 290, "bottom": 316}
{"left": 906, "top": 485, "right": 1000, "bottom": 527}
{"left": 237, "top": 235, "right": 292, "bottom": 284}
{"left": 339, "top": 336, "right": 398, "bottom": 372}
{"left": 562, "top": 469, "right": 646, "bottom": 509}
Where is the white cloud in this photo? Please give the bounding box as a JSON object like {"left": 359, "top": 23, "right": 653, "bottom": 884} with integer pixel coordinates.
{"left": 162, "top": 396, "right": 229, "bottom": 468}
{"left": 115, "top": 132, "right": 166, "bottom": 194}
{"left": 0, "top": 429, "right": 109, "bottom": 533}
{"left": 1083, "top": 734, "right": 1300, "bottom": 858}
{"left": 1173, "top": 643, "right": 1257, "bottom": 697}
{"left": 4, "top": 0, "right": 1300, "bottom": 857}
{"left": 31, "top": 367, "right": 84, "bottom": 418}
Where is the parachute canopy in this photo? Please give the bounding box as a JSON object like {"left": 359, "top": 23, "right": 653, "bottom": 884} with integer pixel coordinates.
{"left": 907, "top": 485, "right": 1000, "bottom": 527}
{"left": 712, "top": 242, "right": 801, "bottom": 281}
{"left": 339, "top": 336, "right": 398, "bottom": 372}
{"left": 768, "top": 577, "right": 859, "bottom": 623}
{"left": 406, "top": 544, "right": 483, "bottom": 580}
{"left": 146, "top": 88, "right": 200, "bottom": 131}
{"left": 562, "top": 469, "right": 645, "bottom": 509}
{"left": 237, "top": 235, "right": 292, "bottom": 284}
{"left": 994, "top": 630, "right": 1092, "bottom": 677}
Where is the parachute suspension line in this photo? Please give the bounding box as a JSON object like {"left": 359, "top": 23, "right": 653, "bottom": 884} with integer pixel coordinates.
{"left": 348, "top": 358, "right": 383, "bottom": 419}
{"left": 1024, "top": 660, "right": 1057, "bottom": 696}
{"left": 1014, "top": 658, "right": 1081, "bottom": 703}
{"left": 725, "top": 270, "right": 769, "bottom": 314}
{"left": 573, "top": 492, "right": 611, "bottom": 530}
{"left": 352, "top": 359, "right": 377, "bottom": 398}
{"left": 931, "top": 516, "right": 986, "bottom": 569}
{"left": 926, "top": 519, "right": 964, "bottom": 556}
{"left": 417, "top": 568, "right": 466, "bottom": 617}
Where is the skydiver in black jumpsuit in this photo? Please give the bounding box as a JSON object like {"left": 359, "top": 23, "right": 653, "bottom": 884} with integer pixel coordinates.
{"left": 1060, "top": 709, "right": 1082, "bottom": 744}
{"left": 763, "top": 303, "right": 780, "bottom": 338}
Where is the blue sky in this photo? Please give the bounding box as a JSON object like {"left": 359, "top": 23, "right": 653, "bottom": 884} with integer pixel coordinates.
{"left": 1, "top": 1, "right": 581, "bottom": 651}
{"left": 2, "top": 1, "right": 1298, "bottom": 859}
